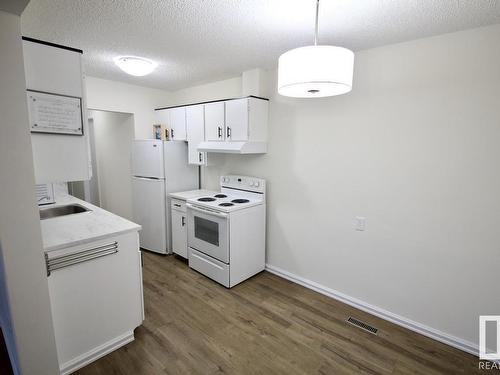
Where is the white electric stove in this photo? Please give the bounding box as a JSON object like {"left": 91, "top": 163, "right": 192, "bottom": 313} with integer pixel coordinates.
{"left": 186, "top": 175, "right": 266, "bottom": 288}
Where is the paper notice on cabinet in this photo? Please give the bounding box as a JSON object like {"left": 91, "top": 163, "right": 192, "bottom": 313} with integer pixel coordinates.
{"left": 27, "top": 91, "right": 83, "bottom": 135}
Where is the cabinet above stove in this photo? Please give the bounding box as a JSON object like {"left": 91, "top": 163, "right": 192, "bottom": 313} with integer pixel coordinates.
{"left": 155, "top": 96, "right": 269, "bottom": 157}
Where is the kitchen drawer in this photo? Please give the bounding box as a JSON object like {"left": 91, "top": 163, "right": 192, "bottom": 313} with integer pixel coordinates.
{"left": 171, "top": 198, "right": 186, "bottom": 212}
{"left": 189, "top": 247, "right": 229, "bottom": 287}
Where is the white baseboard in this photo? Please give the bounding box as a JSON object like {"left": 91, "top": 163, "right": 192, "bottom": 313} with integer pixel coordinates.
{"left": 265, "top": 264, "right": 478, "bottom": 357}
{"left": 60, "top": 331, "right": 135, "bottom": 375}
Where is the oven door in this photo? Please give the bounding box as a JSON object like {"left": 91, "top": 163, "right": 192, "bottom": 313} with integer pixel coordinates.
{"left": 187, "top": 203, "right": 229, "bottom": 263}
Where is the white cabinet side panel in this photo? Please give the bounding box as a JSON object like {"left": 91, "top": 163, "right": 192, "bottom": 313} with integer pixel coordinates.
{"left": 248, "top": 98, "right": 269, "bottom": 142}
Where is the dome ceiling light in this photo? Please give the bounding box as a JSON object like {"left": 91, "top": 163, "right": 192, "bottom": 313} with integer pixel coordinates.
{"left": 277, "top": 0, "right": 354, "bottom": 98}
{"left": 114, "top": 56, "right": 157, "bottom": 77}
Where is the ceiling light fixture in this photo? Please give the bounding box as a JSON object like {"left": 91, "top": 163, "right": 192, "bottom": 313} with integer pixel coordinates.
{"left": 114, "top": 56, "right": 157, "bottom": 76}
{"left": 277, "top": 0, "right": 354, "bottom": 98}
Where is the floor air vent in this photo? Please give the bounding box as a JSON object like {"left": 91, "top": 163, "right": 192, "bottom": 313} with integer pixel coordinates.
{"left": 346, "top": 317, "right": 378, "bottom": 335}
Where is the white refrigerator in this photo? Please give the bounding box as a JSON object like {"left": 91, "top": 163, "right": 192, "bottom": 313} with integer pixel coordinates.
{"left": 131, "top": 140, "right": 198, "bottom": 254}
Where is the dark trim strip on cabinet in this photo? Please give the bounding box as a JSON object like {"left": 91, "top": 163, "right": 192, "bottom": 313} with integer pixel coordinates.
{"left": 155, "top": 95, "right": 269, "bottom": 111}
{"left": 22, "top": 36, "right": 83, "bottom": 54}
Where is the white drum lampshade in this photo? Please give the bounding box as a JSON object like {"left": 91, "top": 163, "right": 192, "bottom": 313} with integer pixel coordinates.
{"left": 278, "top": 45, "right": 354, "bottom": 98}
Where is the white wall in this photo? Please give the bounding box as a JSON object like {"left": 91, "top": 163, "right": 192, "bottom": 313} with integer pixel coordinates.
{"left": 85, "top": 76, "right": 171, "bottom": 138}
{"left": 169, "top": 24, "right": 500, "bottom": 350}
{"left": 0, "top": 10, "right": 59, "bottom": 375}
{"left": 89, "top": 110, "right": 135, "bottom": 220}
{"left": 172, "top": 76, "right": 242, "bottom": 105}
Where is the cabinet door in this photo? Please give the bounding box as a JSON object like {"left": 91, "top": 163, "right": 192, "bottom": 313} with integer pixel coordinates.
{"left": 186, "top": 105, "right": 207, "bottom": 165}
{"left": 187, "top": 143, "right": 207, "bottom": 166}
{"left": 171, "top": 210, "right": 187, "bottom": 258}
{"left": 204, "top": 102, "right": 225, "bottom": 141}
{"left": 155, "top": 109, "right": 170, "bottom": 141}
{"left": 169, "top": 107, "right": 187, "bottom": 140}
{"left": 225, "top": 98, "right": 248, "bottom": 141}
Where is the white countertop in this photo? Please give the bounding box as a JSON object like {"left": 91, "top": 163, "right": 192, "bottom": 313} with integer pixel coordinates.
{"left": 169, "top": 189, "right": 217, "bottom": 201}
{"left": 40, "top": 194, "right": 141, "bottom": 252}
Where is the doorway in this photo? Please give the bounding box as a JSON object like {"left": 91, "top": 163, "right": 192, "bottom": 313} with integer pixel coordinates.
{"left": 69, "top": 110, "right": 135, "bottom": 220}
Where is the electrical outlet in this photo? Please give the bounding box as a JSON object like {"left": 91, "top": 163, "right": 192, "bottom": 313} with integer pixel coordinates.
{"left": 355, "top": 216, "right": 366, "bottom": 231}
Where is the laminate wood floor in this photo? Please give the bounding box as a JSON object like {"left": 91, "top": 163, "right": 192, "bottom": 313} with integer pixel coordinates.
{"left": 76, "top": 252, "right": 494, "bottom": 375}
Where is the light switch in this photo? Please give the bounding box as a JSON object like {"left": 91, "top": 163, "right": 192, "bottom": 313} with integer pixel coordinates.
{"left": 355, "top": 216, "right": 366, "bottom": 231}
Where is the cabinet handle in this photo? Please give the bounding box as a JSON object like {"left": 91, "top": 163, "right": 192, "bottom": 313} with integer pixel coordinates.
{"left": 171, "top": 129, "right": 174, "bottom": 139}
{"left": 174, "top": 204, "right": 181, "bottom": 207}
{"left": 181, "top": 216, "right": 185, "bottom": 226}
{"left": 217, "top": 126, "right": 222, "bottom": 139}
{"left": 199, "top": 153, "right": 203, "bottom": 162}
{"left": 226, "top": 126, "right": 231, "bottom": 139}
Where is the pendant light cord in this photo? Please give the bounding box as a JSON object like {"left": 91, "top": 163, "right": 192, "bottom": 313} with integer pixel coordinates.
{"left": 314, "top": 0, "right": 320, "bottom": 46}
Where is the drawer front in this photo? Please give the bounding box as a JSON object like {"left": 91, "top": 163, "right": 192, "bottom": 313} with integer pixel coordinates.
{"left": 171, "top": 199, "right": 186, "bottom": 212}
{"left": 189, "top": 248, "right": 229, "bottom": 287}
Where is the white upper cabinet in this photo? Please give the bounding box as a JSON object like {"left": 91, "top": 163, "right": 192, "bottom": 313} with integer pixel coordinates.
{"left": 155, "top": 96, "right": 269, "bottom": 156}
{"left": 186, "top": 105, "right": 207, "bottom": 165}
{"left": 169, "top": 107, "right": 187, "bottom": 141}
{"left": 155, "top": 107, "right": 187, "bottom": 141}
{"left": 23, "top": 38, "right": 91, "bottom": 184}
{"left": 225, "top": 98, "right": 248, "bottom": 141}
{"left": 204, "top": 101, "right": 225, "bottom": 141}
{"left": 205, "top": 97, "right": 268, "bottom": 145}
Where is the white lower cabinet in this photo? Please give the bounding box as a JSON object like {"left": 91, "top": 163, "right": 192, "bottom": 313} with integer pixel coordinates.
{"left": 46, "top": 231, "right": 143, "bottom": 374}
{"left": 171, "top": 199, "right": 188, "bottom": 258}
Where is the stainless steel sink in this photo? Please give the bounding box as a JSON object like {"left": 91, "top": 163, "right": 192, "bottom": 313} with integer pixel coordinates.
{"left": 40, "top": 204, "right": 91, "bottom": 220}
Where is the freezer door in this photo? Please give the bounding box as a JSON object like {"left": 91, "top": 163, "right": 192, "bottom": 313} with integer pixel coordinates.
{"left": 131, "top": 140, "right": 164, "bottom": 178}
{"left": 132, "top": 176, "right": 167, "bottom": 254}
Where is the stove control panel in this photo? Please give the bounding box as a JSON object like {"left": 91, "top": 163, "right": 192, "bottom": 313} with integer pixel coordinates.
{"left": 220, "top": 175, "right": 265, "bottom": 194}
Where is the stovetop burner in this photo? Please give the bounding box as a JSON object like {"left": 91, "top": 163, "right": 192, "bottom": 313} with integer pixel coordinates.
{"left": 219, "top": 202, "right": 234, "bottom": 207}
{"left": 231, "top": 199, "right": 250, "bottom": 204}
{"left": 214, "top": 194, "right": 227, "bottom": 198}
{"left": 198, "top": 197, "right": 216, "bottom": 202}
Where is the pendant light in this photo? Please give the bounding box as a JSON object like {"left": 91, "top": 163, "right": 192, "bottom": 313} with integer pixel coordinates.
{"left": 277, "top": 0, "right": 354, "bottom": 98}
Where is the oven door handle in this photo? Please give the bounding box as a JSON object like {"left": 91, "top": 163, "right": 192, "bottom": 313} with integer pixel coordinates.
{"left": 186, "top": 203, "right": 228, "bottom": 218}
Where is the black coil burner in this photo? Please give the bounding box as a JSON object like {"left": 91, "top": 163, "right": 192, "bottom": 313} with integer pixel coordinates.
{"left": 219, "top": 202, "right": 234, "bottom": 207}
{"left": 198, "top": 197, "right": 216, "bottom": 202}
{"left": 231, "top": 199, "right": 250, "bottom": 204}
{"left": 214, "top": 194, "right": 227, "bottom": 198}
